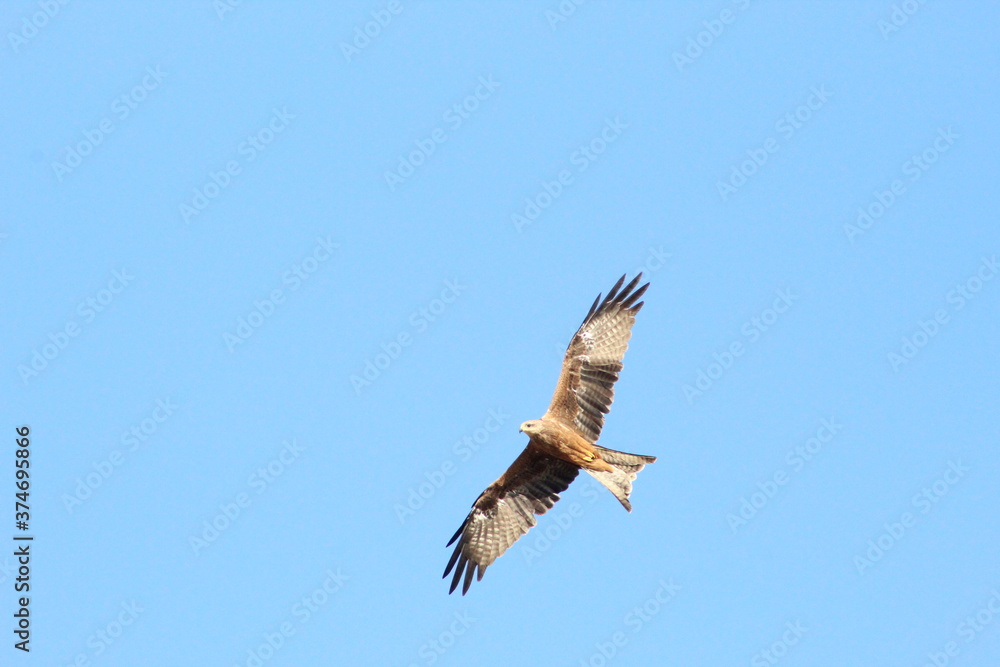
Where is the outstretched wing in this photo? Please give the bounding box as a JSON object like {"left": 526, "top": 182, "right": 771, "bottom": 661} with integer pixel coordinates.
{"left": 544, "top": 274, "right": 648, "bottom": 443}
{"left": 443, "top": 445, "right": 579, "bottom": 595}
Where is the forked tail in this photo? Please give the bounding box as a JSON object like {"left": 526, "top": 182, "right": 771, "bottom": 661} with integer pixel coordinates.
{"left": 584, "top": 445, "right": 656, "bottom": 512}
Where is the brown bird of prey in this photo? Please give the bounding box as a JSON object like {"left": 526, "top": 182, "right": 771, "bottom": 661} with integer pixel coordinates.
{"left": 444, "top": 274, "right": 656, "bottom": 595}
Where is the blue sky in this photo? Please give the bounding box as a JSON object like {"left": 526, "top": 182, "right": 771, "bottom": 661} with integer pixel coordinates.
{"left": 3, "top": 1, "right": 1000, "bottom": 665}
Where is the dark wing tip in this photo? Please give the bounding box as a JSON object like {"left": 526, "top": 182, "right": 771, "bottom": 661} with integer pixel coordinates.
{"left": 621, "top": 281, "right": 649, "bottom": 310}
{"left": 580, "top": 292, "right": 602, "bottom": 327}
{"left": 461, "top": 559, "right": 475, "bottom": 595}
{"left": 580, "top": 271, "right": 649, "bottom": 327}
{"left": 446, "top": 508, "right": 475, "bottom": 547}
{"left": 444, "top": 512, "right": 483, "bottom": 594}
{"left": 604, "top": 274, "right": 628, "bottom": 303}
{"left": 621, "top": 273, "right": 642, "bottom": 295}
{"left": 447, "top": 553, "right": 466, "bottom": 593}
{"left": 443, "top": 541, "right": 463, "bottom": 579}
{"left": 583, "top": 274, "right": 649, "bottom": 326}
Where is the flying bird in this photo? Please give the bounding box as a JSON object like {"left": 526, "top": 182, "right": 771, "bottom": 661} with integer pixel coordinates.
{"left": 444, "top": 273, "right": 656, "bottom": 595}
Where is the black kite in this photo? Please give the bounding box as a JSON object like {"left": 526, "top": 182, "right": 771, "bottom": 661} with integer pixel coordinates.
{"left": 444, "top": 274, "right": 656, "bottom": 595}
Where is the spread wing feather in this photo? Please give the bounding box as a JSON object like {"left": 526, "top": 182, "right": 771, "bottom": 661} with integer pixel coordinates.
{"left": 443, "top": 445, "right": 579, "bottom": 595}
{"left": 544, "top": 274, "right": 648, "bottom": 442}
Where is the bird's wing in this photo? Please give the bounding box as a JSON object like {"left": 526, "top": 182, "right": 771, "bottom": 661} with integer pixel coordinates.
{"left": 443, "top": 444, "right": 579, "bottom": 595}
{"left": 543, "top": 273, "right": 648, "bottom": 443}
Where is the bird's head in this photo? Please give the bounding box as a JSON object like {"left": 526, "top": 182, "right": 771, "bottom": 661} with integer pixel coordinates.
{"left": 519, "top": 420, "right": 541, "bottom": 436}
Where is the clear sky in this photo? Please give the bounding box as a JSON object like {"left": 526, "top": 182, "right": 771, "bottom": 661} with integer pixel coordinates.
{"left": 3, "top": 2, "right": 1000, "bottom": 665}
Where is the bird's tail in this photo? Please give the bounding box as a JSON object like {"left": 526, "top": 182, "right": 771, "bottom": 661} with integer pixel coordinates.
{"left": 584, "top": 446, "right": 656, "bottom": 512}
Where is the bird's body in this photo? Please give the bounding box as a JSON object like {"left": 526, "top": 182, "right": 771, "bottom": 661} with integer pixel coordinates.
{"left": 519, "top": 418, "right": 612, "bottom": 471}
{"left": 444, "top": 274, "right": 656, "bottom": 595}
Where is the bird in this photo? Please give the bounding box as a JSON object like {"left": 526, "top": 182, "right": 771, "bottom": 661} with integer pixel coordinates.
{"left": 443, "top": 273, "right": 656, "bottom": 595}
